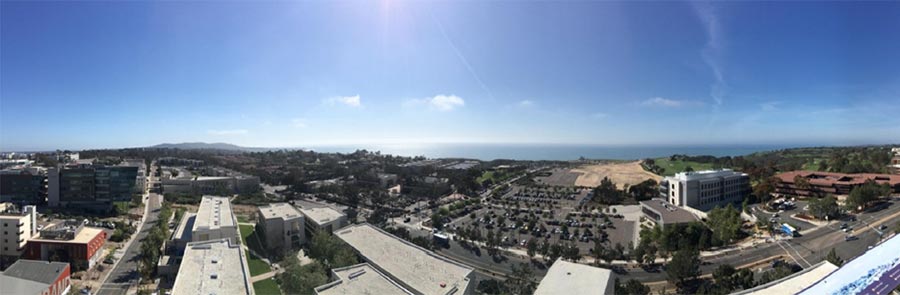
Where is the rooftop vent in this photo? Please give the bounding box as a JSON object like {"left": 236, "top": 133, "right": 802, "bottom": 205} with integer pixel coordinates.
{"left": 210, "top": 274, "right": 218, "bottom": 279}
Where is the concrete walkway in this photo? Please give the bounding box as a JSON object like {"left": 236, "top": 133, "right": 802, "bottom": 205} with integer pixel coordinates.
{"left": 250, "top": 269, "right": 284, "bottom": 283}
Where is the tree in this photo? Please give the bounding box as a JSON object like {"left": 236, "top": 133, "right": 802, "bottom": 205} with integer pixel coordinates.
{"left": 846, "top": 180, "right": 890, "bottom": 211}
{"left": 593, "top": 177, "right": 623, "bottom": 205}
{"left": 808, "top": 195, "right": 840, "bottom": 220}
{"left": 826, "top": 248, "right": 844, "bottom": 266}
{"left": 707, "top": 204, "right": 742, "bottom": 244}
{"left": 666, "top": 248, "right": 701, "bottom": 288}
{"left": 278, "top": 261, "right": 328, "bottom": 295}
{"left": 308, "top": 230, "right": 358, "bottom": 269}
{"left": 507, "top": 263, "right": 536, "bottom": 295}
{"left": 616, "top": 279, "right": 650, "bottom": 295}
{"left": 526, "top": 239, "right": 537, "bottom": 259}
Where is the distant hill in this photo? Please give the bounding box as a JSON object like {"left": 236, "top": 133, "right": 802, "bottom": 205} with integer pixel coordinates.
{"left": 150, "top": 142, "right": 257, "bottom": 151}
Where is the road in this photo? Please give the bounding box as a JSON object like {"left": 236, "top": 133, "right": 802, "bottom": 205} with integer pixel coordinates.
{"left": 96, "top": 193, "right": 163, "bottom": 295}
{"left": 615, "top": 198, "right": 900, "bottom": 283}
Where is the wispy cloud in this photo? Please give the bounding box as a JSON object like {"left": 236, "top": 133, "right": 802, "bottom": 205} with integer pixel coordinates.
{"left": 291, "top": 118, "right": 308, "bottom": 128}
{"left": 429, "top": 11, "right": 495, "bottom": 101}
{"left": 694, "top": 2, "right": 726, "bottom": 107}
{"left": 517, "top": 100, "right": 535, "bottom": 107}
{"left": 760, "top": 101, "right": 782, "bottom": 111}
{"left": 641, "top": 97, "right": 685, "bottom": 107}
{"left": 405, "top": 94, "right": 466, "bottom": 111}
{"left": 324, "top": 95, "right": 362, "bottom": 108}
{"left": 207, "top": 129, "right": 248, "bottom": 135}
{"left": 591, "top": 112, "right": 608, "bottom": 119}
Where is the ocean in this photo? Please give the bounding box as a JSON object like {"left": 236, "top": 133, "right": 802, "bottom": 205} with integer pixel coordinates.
{"left": 301, "top": 143, "right": 793, "bottom": 161}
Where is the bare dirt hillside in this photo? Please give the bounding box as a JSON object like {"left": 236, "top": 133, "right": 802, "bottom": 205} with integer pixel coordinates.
{"left": 572, "top": 161, "right": 661, "bottom": 189}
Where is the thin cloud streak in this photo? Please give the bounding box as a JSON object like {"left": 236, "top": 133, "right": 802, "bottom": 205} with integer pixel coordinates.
{"left": 207, "top": 129, "right": 248, "bottom": 135}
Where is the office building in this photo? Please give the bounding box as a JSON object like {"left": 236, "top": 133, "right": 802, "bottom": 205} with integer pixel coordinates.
{"left": 0, "top": 259, "right": 71, "bottom": 295}
{"left": 0, "top": 170, "right": 45, "bottom": 204}
{"left": 314, "top": 263, "right": 412, "bottom": 295}
{"left": 0, "top": 204, "right": 38, "bottom": 266}
{"left": 119, "top": 159, "right": 147, "bottom": 193}
{"left": 172, "top": 239, "right": 253, "bottom": 295}
{"left": 335, "top": 223, "right": 474, "bottom": 295}
{"left": 191, "top": 196, "right": 239, "bottom": 244}
{"left": 534, "top": 258, "right": 614, "bottom": 295}
{"left": 22, "top": 221, "right": 106, "bottom": 271}
{"left": 257, "top": 203, "right": 304, "bottom": 254}
{"left": 774, "top": 171, "right": 900, "bottom": 197}
{"left": 639, "top": 199, "right": 700, "bottom": 229}
{"left": 659, "top": 169, "right": 750, "bottom": 211}
{"left": 47, "top": 165, "right": 138, "bottom": 210}
{"left": 299, "top": 207, "right": 347, "bottom": 236}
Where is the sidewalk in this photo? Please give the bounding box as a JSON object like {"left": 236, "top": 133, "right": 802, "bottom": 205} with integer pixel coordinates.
{"left": 97, "top": 190, "right": 153, "bottom": 289}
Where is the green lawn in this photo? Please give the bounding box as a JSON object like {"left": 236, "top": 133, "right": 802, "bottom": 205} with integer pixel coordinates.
{"left": 237, "top": 215, "right": 253, "bottom": 223}
{"left": 653, "top": 157, "right": 715, "bottom": 176}
{"left": 252, "top": 278, "right": 282, "bottom": 295}
{"left": 246, "top": 249, "right": 271, "bottom": 276}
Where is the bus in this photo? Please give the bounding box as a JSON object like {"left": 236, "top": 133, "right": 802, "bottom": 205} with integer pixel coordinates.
{"left": 781, "top": 223, "right": 799, "bottom": 237}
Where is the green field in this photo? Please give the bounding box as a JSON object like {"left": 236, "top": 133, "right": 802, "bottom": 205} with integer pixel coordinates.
{"left": 246, "top": 249, "right": 271, "bottom": 276}
{"left": 252, "top": 278, "right": 282, "bottom": 295}
{"left": 653, "top": 158, "right": 715, "bottom": 176}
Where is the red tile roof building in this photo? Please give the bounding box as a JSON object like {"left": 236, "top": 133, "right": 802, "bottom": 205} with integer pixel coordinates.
{"left": 774, "top": 171, "right": 900, "bottom": 197}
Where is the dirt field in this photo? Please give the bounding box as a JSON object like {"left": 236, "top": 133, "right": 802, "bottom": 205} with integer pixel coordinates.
{"left": 572, "top": 161, "right": 661, "bottom": 189}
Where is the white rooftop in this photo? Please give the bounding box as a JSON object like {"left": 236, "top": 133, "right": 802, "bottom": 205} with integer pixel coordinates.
{"left": 534, "top": 258, "right": 614, "bottom": 295}
{"left": 299, "top": 207, "right": 345, "bottom": 224}
{"left": 315, "top": 263, "right": 412, "bottom": 295}
{"left": 335, "top": 224, "right": 473, "bottom": 295}
{"left": 193, "top": 196, "right": 236, "bottom": 231}
{"left": 259, "top": 203, "right": 302, "bottom": 220}
{"left": 172, "top": 239, "right": 252, "bottom": 295}
{"left": 668, "top": 169, "right": 747, "bottom": 181}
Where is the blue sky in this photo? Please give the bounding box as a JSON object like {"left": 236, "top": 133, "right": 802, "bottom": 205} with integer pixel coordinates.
{"left": 2, "top": 1, "right": 898, "bottom": 151}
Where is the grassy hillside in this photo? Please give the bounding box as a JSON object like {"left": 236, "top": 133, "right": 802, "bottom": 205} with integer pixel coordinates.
{"left": 651, "top": 157, "right": 715, "bottom": 176}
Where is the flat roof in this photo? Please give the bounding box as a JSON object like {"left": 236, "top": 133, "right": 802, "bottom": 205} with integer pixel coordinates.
{"left": 534, "top": 258, "right": 613, "bottom": 295}
{"left": 299, "top": 207, "right": 345, "bottom": 225}
{"left": 335, "top": 224, "right": 473, "bottom": 295}
{"left": 32, "top": 227, "right": 103, "bottom": 244}
{"left": 640, "top": 199, "right": 700, "bottom": 224}
{"left": 668, "top": 169, "right": 747, "bottom": 181}
{"left": 259, "top": 203, "right": 302, "bottom": 220}
{"left": 172, "top": 239, "right": 252, "bottom": 295}
{"left": 315, "top": 263, "right": 412, "bottom": 295}
{"left": 734, "top": 261, "right": 837, "bottom": 295}
{"left": 193, "top": 196, "right": 236, "bottom": 232}
{"left": 1, "top": 259, "right": 69, "bottom": 284}
{"left": 174, "top": 213, "right": 197, "bottom": 241}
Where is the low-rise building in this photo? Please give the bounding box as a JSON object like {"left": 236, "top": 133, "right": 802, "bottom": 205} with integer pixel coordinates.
{"left": 639, "top": 199, "right": 700, "bottom": 229}
{"left": 314, "top": 263, "right": 412, "bottom": 295}
{"left": 659, "top": 169, "right": 750, "bottom": 211}
{"left": 534, "top": 258, "right": 614, "bottom": 295}
{"left": 774, "top": 171, "right": 900, "bottom": 197}
{"left": 171, "top": 212, "right": 197, "bottom": 254}
{"left": 0, "top": 204, "right": 38, "bottom": 266}
{"left": 335, "top": 223, "right": 474, "bottom": 295}
{"left": 191, "top": 196, "right": 239, "bottom": 244}
{"left": 161, "top": 175, "right": 260, "bottom": 195}
{"left": 0, "top": 259, "right": 71, "bottom": 295}
{"left": 22, "top": 221, "right": 106, "bottom": 271}
{"left": 299, "top": 207, "right": 347, "bottom": 236}
{"left": 172, "top": 238, "right": 253, "bottom": 295}
{"left": 257, "top": 203, "right": 304, "bottom": 254}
